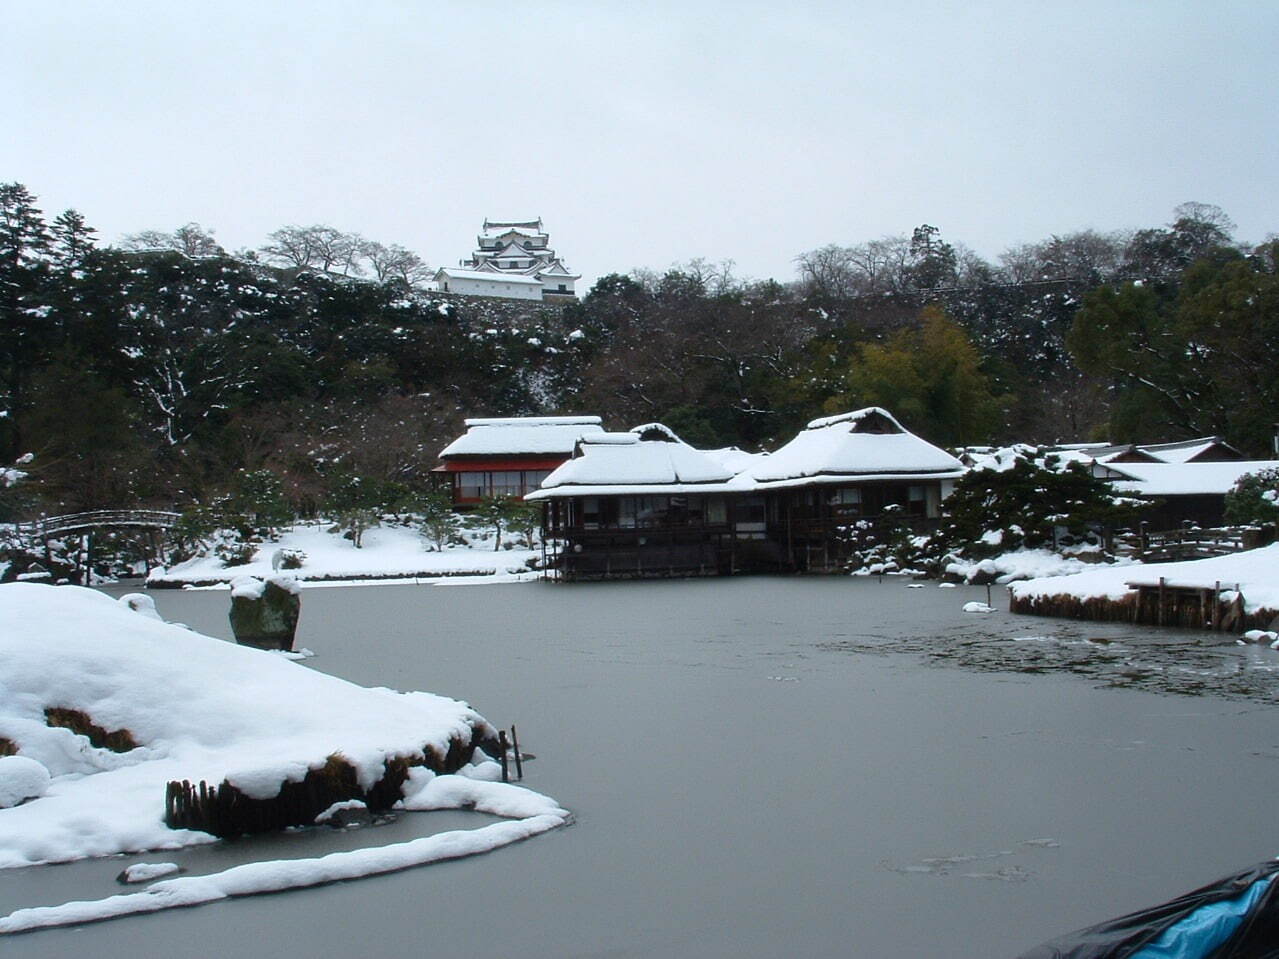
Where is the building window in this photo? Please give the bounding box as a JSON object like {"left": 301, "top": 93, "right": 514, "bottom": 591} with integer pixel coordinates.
{"left": 458, "top": 474, "right": 485, "bottom": 499}
{"left": 829, "top": 487, "right": 863, "bottom": 516}
{"left": 706, "top": 497, "right": 727, "bottom": 525}
{"left": 907, "top": 485, "right": 928, "bottom": 516}
{"left": 735, "top": 496, "right": 767, "bottom": 530}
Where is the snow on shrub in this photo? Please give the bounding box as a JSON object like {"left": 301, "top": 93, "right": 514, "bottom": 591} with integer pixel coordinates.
{"left": 1225, "top": 467, "right": 1279, "bottom": 527}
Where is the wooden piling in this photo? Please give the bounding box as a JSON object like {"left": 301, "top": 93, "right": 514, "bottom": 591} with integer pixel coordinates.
{"left": 510, "top": 725, "right": 523, "bottom": 780}
{"left": 498, "top": 730, "right": 510, "bottom": 783}
{"left": 164, "top": 726, "right": 492, "bottom": 838}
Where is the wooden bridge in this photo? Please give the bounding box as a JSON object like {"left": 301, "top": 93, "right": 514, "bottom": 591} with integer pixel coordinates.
{"left": 19, "top": 509, "right": 181, "bottom": 539}
{"left": 1114, "top": 525, "right": 1263, "bottom": 564}
{"left": 17, "top": 510, "right": 182, "bottom": 585}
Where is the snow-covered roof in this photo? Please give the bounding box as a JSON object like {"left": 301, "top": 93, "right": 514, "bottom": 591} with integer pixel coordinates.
{"left": 536, "top": 259, "right": 580, "bottom": 279}
{"left": 492, "top": 241, "right": 530, "bottom": 256}
{"left": 1089, "top": 437, "right": 1242, "bottom": 465}
{"left": 527, "top": 409, "right": 966, "bottom": 499}
{"left": 440, "top": 417, "right": 605, "bottom": 458}
{"left": 480, "top": 221, "right": 547, "bottom": 241}
{"left": 1138, "top": 438, "right": 1242, "bottom": 464}
{"left": 1104, "top": 461, "right": 1279, "bottom": 496}
{"left": 434, "top": 267, "right": 543, "bottom": 287}
{"left": 527, "top": 426, "right": 739, "bottom": 498}
{"left": 963, "top": 444, "right": 1098, "bottom": 473}
{"left": 702, "top": 446, "right": 769, "bottom": 475}
{"left": 744, "top": 408, "right": 965, "bottom": 488}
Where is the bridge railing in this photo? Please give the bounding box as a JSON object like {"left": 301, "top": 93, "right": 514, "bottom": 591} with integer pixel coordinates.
{"left": 18, "top": 510, "right": 182, "bottom": 538}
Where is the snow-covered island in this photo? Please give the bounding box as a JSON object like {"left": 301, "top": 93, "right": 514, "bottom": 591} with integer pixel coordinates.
{"left": 0, "top": 583, "right": 568, "bottom": 933}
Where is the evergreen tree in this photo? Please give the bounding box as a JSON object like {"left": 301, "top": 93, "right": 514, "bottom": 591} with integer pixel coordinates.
{"left": 939, "top": 451, "right": 1146, "bottom": 555}
{"left": 830, "top": 307, "right": 1004, "bottom": 446}
{"left": 0, "top": 183, "right": 53, "bottom": 455}
{"left": 1223, "top": 468, "right": 1279, "bottom": 528}
{"left": 1069, "top": 243, "right": 1279, "bottom": 453}
{"left": 417, "top": 487, "right": 461, "bottom": 551}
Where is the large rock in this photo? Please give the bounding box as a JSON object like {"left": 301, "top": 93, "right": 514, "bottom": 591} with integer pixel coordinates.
{"left": 0, "top": 755, "right": 51, "bottom": 807}
{"left": 229, "top": 576, "right": 301, "bottom": 651}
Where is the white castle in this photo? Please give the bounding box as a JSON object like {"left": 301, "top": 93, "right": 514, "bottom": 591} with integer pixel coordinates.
{"left": 434, "top": 218, "right": 580, "bottom": 301}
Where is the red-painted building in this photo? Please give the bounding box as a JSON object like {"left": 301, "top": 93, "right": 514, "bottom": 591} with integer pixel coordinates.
{"left": 436, "top": 416, "right": 605, "bottom": 506}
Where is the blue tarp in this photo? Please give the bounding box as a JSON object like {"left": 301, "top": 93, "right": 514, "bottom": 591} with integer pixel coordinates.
{"left": 1131, "top": 876, "right": 1273, "bottom": 959}
{"left": 1019, "top": 859, "right": 1279, "bottom": 959}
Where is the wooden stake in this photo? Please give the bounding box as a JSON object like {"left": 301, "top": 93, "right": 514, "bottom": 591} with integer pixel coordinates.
{"left": 498, "top": 730, "right": 510, "bottom": 783}
{"left": 510, "top": 725, "right": 523, "bottom": 780}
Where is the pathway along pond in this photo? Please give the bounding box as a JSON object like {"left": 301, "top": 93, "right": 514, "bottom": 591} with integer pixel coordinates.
{"left": 6, "top": 577, "right": 1279, "bottom": 957}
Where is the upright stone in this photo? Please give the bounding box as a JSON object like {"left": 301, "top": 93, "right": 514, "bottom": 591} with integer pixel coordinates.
{"left": 229, "top": 576, "right": 301, "bottom": 651}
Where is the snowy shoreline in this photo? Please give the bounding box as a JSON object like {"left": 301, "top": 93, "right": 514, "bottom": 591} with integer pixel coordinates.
{"left": 1009, "top": 543, "right": 1279, "bottom": 615}
{"left": 147, "top": 522, "right": 542, "bottom": 589}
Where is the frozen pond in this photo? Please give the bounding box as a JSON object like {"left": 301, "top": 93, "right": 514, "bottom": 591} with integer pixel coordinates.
{"left": 6, "top": 576, "right": 1279, "bottom": 956}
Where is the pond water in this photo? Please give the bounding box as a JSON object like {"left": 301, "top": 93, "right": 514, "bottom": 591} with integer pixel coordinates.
{"left": 6, "top": 576, "right": 1279, "bottom": 957}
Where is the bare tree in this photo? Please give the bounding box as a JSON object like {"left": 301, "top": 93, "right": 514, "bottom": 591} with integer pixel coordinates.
{"left": 1000, "top": 230, "right": 1128, "bottom": 284}
{"left": 794, "top": 236, "right": 911, "bottom": 298}
{"left": 260, "top": 225, "right": 364, "bottom": 275}
{"left": 682, "top": 257, "right": 740, "bottom": 296}
{"left": 360, "top": 240, "right": 430, "bottom": 285}
{"left": 122, "top": 222, "right": 223, "bottom": 257}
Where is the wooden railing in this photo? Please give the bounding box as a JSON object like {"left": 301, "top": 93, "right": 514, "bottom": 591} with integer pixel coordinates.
{"left": 1115, "top": 525, "right": 1262, "bottom": 563}
{"left": 19, "top": 510, "right": 181, "bottom": 538}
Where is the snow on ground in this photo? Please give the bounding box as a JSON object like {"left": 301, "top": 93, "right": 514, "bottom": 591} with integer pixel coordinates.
{"left": 946, "top": 547, "right": 1128, "bottom": 585}
{"left": 1009, "top": 543, "right": 1279, "bottom": 615}
{"left": 148, "top": 522, "right": 540, "bottom": 588}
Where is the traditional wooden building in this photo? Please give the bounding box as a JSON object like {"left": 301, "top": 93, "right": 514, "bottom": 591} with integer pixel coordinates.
{"left": 1090, "top": 459, "right": 1279, "bottom": 527}
{"left": 1077, "top": 437, "right": 1269, "bottom": 527}
{"left": 436, "top": 416, "right": 604, "bottom": 507}
{"left": 527, "top": 409, "right": 965, "bottom": 579}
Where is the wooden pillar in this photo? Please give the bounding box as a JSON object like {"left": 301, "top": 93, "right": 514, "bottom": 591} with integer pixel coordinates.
{"left": 786, "top": 497, "right": 794, "bottom": 570}
{"left": 83, "top": 531, "right": 94, "bottom": 587}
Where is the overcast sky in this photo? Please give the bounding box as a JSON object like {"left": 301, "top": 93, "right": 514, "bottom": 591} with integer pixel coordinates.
{"left": 8, "top": 1, "right": 1278, "bottom": 290}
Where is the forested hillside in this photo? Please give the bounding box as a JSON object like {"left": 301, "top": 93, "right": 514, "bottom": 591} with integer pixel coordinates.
{"left": 2, "top": 183, "right": 1275, "bottom": 518}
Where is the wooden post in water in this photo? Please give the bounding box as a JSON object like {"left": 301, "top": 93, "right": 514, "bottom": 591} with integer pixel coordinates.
{"left": 498, "top": 730, "right": 510, "bottom": 783}
{"left": 510, "top": 725, "right": 523, "bottom": 780}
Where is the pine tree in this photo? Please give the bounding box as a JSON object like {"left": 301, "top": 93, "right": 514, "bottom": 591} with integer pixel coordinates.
{"left": 0, "top": 183, "right": 53, "bottom": 456}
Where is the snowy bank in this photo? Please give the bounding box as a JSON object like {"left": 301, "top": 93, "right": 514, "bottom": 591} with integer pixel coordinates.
{"left": 945, "top": 547, "right": 1124, "bottom": 585}
{"left": 1008, "top": 544, "right": 1279, "bottom": 630}
{"left": 148, "top": 522, "right": 539, "bottom": 588}
{"left": 0, "top": 775, "right": 568, "bottom": 934}
{"left": 0, "top": 582, "right": 520, "bottom": 868}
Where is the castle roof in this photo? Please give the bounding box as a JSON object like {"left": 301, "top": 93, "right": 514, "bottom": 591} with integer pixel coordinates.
{"left": 434, "top": 267, "right": 542, "bottom": 286}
